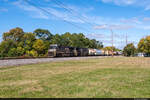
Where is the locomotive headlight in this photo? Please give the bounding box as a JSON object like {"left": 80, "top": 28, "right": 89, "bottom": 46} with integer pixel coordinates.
{"left": 48, "top": 49, "right": 56, "bottom": 52}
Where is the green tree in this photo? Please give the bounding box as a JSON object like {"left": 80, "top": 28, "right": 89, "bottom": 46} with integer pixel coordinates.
{"left": 51, "top": 34, "right": 62, "bottom": 45}
{"left": 8, "top": 48, "right": 17, "bottom": 57}
{"left": 61, "top": 32, "right": 72, "bottom": 46}
{"left": 34, "top": 28, "right": 53, "bottom": 41}
{"left": 0, "top": 40, "right": 17, "bottom": 57}
{"left": 33, "top": 39, "right": 46, "bottom": 55}
{"left": 20, "top": 32, "right": 36, "bottom": 52}
{"left": 16, "top": 47, "right": 25, "bottom": 56}
{"left": 26, "top": 50, "right": 38, "bottom": 57}
{"left": 123, "top": 43, "right": 136, "bottom": 57}
{"left": 3, "top": 27, "right": 24, "bottom": 42}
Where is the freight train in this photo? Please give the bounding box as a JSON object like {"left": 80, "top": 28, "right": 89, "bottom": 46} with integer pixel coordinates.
{"left": 48, "top": 44, "right": 121, "bottom": 57}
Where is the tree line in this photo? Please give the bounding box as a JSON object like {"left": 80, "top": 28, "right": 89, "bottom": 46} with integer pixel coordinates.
{"left": 123, "top": 36, "right": 150, "bottom": 57}
{"left": 0, "top": 27, "right": 103, "bottom": 57}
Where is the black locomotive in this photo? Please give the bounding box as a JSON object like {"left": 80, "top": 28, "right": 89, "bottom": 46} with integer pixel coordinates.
{"left": 48, "top": 44, "right": 89, "bottom": 57}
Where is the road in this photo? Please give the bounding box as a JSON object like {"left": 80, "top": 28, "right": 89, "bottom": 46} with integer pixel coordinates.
{"left": 0, "top": 56, "right": 108, "bottom": 67}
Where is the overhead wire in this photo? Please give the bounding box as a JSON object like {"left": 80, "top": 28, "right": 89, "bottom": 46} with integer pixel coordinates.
{"left": 52, "top": 0, "right": 97, "bottom": 27}
{"left": 24, "top": 0, "right": 92, "bottom": 33}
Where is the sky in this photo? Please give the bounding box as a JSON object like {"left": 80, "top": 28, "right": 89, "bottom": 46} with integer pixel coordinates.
{"left": 1, "top": 0, "right": 150, "bottom": 49}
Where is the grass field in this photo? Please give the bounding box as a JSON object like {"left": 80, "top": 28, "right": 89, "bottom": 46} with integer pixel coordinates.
{"left": 0, "top": 57, "right": 150, "bottom": 98}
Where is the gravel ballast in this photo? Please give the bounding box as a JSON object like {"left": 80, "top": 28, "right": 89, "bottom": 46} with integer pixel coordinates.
{"left": 0, "top": 56, "right": 106, "bottom": 67}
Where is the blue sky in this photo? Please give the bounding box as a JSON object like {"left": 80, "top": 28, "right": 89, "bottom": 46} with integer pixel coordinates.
{"left": 1, "top": 0, "right": 150, "bottom": 49}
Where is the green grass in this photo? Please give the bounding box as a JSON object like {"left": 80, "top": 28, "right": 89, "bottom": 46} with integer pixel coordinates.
{"left": 0, "top": 57, "right": 150, "bottom": 98}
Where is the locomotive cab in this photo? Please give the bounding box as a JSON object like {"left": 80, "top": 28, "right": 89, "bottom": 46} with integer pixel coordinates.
{"left": 48, "top": 44, "right": 58, "bottom": 57}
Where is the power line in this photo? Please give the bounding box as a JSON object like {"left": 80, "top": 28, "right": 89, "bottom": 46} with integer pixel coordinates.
{"left": 24, "top": 0, "right": 91, "bottom": 33}
{"left": 52, "top": 0, "right": 96, "bottom": 27}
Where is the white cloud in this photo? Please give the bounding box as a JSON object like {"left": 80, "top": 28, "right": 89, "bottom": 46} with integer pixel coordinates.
{"left": 101, "top": 0, "right": 137, "bottom": 5}
{"left": 101, "top": 0, "right": 150, "bottom": 10}
{"left": 120, "top": 17, "right": 141, "bottom": 24}
{"left": 86, "top": 33, "right": 106, "bottom": 39}
{"left": 94, "top": 24, "right": 134, "bottom": 30}
{"left": 94, "top": 24, "right": 108, "bottom": 29}
{"left": 12, "top": 0, "right": 49, "bottom": 19}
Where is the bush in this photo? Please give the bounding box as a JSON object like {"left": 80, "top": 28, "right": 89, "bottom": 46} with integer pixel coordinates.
{"left": 26, "top": 50, "right": 38, "bottom": 57}
{"left": 8, "top": 48, "right": 17, "bottom": 57}
{"left": 16, "top": 47, "right": 25, "bottom": 56}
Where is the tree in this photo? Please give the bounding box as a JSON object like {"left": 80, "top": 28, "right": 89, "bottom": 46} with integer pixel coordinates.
{"left": 34, "top": 28, "right": 53, "bottom": 41}
{"left": 123, "top": 43, "right": 136, "bottom": 57}
{"left": 138, "top": 38, "right": 146, "bottom": 53}
{"left": 16, "top": 47, "right": 25, "bottom": 56}
{"left": 103, "top": 46, "right": 114, "bottom": 51}
{"left": 138, "top": 36, "right": 150, "bottom": 56}
{"left": 19, "top": 32, "right": 36, "bottom": 52}
{"left": 32, "top": 39, "right": 46, "bottom": 55}
{"left": 61, "top": 32, "right": 72, "bottom": 46}
{"left": 8, "top": 48, "right": 17, "bottom": 57}
{"left": 3, "top": 27, "right": 24, "bottom": 42}
{"left": 0, "top": 40, "right": 17, "bottom": 57}
{"left": 70, "top": 33, "right": 87, "bottom": 48}
{"left": 25, "top": 50, "right": 38, "bottom": 57}
{"left": 51, "top": 34, "right": 62, "bottom": 45}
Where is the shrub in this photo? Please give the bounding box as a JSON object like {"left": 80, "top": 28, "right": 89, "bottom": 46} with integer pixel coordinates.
{"left": 26, "top": 50, "right": 38, "bottom": 57}
{"left": 8, "top": 48, "right": 17, "bottom": 57}
{"left": 16, "top": 47, "right": 25, "bottom": 56}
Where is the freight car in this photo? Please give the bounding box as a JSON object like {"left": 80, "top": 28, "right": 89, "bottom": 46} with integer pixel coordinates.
{"left": 88, "top": 49, "right": 104, "bottom": 56}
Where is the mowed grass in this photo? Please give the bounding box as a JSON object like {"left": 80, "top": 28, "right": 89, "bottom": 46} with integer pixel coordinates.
{"left": 0, "top": 57, "right": 150, "bottom": 98}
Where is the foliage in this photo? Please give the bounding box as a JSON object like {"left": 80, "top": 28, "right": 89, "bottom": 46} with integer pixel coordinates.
{"left": 103, "top": 46, "right": 121, "bottom": 52}
{"left": 3, "top": 27, "right": 24, "bottom": 42}
{"left": 123, "top": 43, "right": 136, "bottom": 57}
{"left": 16, "top": 47, "right": 25, "bottom": 56}
{"left": 138, "top": 36, "right": 150, "bottom": 56}
{"left": 32, "top": 39, "right": 46, "bottom": 55}
{"left": 20, "top": 32, "right": 36, "bottom": 52}
{"left": 34, "top": 28, "right": 53, "bottom": 41}
{"left": 25, "top": 50, "right": 38, "bottom": 57}
{"left": 51, "top": 32, "right": 103, "bottom": 48}
{"left": 0, "top": 40, "right": 17, "bottom": 57}
{"left": 8, "top": 48, "right": 17, "bottom": 57}
{"left": 0, "top": 27, "right": 104, "bottom": 57}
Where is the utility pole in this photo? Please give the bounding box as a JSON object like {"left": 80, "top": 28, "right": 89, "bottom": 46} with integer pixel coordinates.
{"left": 110, "top": 28, "right": 114, "bottom": 57}
{"left": 126, "top": 33, "right": 128, "bottom": 46}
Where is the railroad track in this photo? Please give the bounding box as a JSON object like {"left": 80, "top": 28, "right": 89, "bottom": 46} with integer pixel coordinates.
{"left": 0, "top": 56, "right": 109, "bottom": 67}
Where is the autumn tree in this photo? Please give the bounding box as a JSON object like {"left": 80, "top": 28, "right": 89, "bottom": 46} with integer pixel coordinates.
{"left": 123, "top": 43, "right": 136, "bottom": 57}
{"left": 3, "top": 27, "right": 24, "bottom": 42}
{"left": 32, "top": 39, "right": 46, "bottom": 56}
{"left": 138, "top": 36, "right": 150, "bottom": 56}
